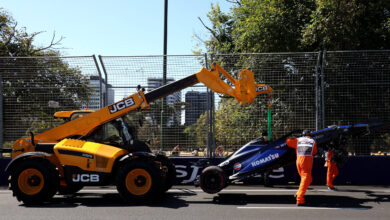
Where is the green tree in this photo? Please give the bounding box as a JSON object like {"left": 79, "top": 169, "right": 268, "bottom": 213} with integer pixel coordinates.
{"left": 200, "top": 0, "right": 390, "bottom": 53}
{"left": 184, "top": 110, "right": 208, "bottom": 148}
{"left": 231, "top": 0, "right": 315, "bottom": 53}
{"left": 195, "top": 1, "right": 390, "bottom": 153}
{"left": 301, "top": 0, "right": 390, "bottom": 51}
{"left": 0, "top": 9, "right": 91, "bottom": 142}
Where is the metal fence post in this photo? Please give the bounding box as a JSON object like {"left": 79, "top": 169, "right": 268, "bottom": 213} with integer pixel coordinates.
{"left": 320, "top": 50, "right": 327, "bottom": 129}
{"left": 92, "top": 55, "right": 104, "bottom": 108}
{"left": 206, "top": 55, "right": 210, "bottom": 158}
{"left": 0, "top": 72, "right": 3, "bottom": 151}
{"left": 315, "top": 51, "right": 322, "bottom": 130}
{"left": 98, "top": 55, "right": 109, "bottom": 107}
{"left": 207, "top": 53, "right": 215, "bottom": 158}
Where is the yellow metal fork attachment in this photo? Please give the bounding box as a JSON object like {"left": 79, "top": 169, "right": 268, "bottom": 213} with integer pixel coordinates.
{"left": 195, "top": 63, "right": 272, "bottom": 105}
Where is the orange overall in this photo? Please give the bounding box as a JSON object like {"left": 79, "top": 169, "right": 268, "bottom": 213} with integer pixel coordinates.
{"left": 286, "top": 136, "right": 317, "bottom": 205}
{"left": 325, "top": 150, "right": 339, "bottom": 189}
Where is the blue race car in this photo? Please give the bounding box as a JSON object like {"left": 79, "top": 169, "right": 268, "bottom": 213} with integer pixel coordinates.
{"left": 198, "top": 120, "right": 388, "bottom": 194}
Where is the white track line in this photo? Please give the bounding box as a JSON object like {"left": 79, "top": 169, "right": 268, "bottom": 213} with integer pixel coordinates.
{"left": 1, "top": 188, "right": 390, "bottom": 194}
{"left": 75, "top": 188, "right": 390, "bottom": 193}
{"left": 237, "top": 206, "right": 370, "bottom": 210}
{"left": 76, "top": 189, "right": 301, "bottom": 193}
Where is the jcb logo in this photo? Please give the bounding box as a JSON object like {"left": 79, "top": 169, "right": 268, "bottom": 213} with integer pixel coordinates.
{"left": 109, "top": 97, "right": 135, "bottom": 114}
{"left": 256, "top": 86, "right": 268, "bottom": 92}
{"left": 72, "top": 174, "right": 100, "bottom": 182}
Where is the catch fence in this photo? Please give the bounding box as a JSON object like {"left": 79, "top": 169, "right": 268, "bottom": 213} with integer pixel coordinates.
{"left": 1, "top": 51, "right": 389, "bottom": 156}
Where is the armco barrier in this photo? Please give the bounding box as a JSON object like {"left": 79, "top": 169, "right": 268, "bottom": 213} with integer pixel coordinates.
{"left": 1, "top": 156, "right": 390, "bottom": 186}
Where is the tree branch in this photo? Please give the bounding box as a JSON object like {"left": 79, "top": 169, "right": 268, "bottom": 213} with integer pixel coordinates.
{"left": 33, "top": 31, "right": 65, "bottom": 52}
{"left": 4, "top": 21, "right": 17, "bottom": 47}
{"left": 198, "top": 17, "right": 221, "bottom": 43}
{"left": 226, "top": 0, "right": 241, "bottom": 6}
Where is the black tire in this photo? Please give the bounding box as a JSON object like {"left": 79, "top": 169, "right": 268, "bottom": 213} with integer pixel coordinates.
{"left": 133, "top": 140, "right": 151, "bottom": 153}
{"left": 9, "top": 157, "right": 59, "bottom": 204}
{"left": 263, "top": 171, "right": 273, "bottom": 187}
{"left": 58, "top": 184, "right": 84, "bottom": 195}
{"left": 200, "top": 166, "right": 226, "bottom": 194}
{"left": 155, "top": 154, "right": 176, "bottom": 193}
{"left": 115, "top": 159, "right": 162, "bottom": 202}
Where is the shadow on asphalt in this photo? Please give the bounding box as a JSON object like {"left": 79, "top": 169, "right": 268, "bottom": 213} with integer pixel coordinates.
{"left": 18, "top": 187, "right": 390, "bottom": 210}
{"left": 212, "top": 193, "right": 390, "bottom": 209}
{"left": 21, "top": 189, "right": 198, "bottom": 209}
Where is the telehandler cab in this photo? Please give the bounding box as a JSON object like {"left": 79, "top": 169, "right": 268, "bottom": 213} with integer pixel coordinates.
{"left": 5, "top": 63, "right": 272, "bottom": 204}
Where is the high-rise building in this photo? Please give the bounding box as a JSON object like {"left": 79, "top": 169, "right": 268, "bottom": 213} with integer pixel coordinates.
{"left": 106, "top": 84, "right": 115, "bottom": 105}
{"left": 147, "top": 78, "right": 181, "bottom": 126}
{"left": 83, "top": 76, "right": 115, "bottom": 110}
{"left": 147, "top": 78, "right": 181, "bottom": 105}
{"left": 185, "top": 91, "right": 208, "bottom": 125}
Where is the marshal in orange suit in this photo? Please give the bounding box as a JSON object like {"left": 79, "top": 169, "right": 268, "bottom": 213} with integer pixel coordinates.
{"left": 325, "top": 149, "right": 339, "bottom": 190}
{"left": 286, "top": 130, "right": 317, "bottom": 206}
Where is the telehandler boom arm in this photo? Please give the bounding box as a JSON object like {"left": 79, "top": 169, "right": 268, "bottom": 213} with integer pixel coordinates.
{"left": 12, "top": 63, "right": 272, "bottom": 157}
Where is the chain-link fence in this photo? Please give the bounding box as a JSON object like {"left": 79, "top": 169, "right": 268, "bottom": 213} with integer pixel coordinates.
{"left": 1, "top": 51, "right": 389, "bottom": 156}
{"left": 212, "top": 53, "right": 319, "bottom": 153}
{"left": 98, "top": 55, "right": 210, "bottom": 155}
{"left": 322, "top": 50, "right": 390, "bottom": 155}
{"left": 0, "top": 56, "right": 102, "bottom": 149}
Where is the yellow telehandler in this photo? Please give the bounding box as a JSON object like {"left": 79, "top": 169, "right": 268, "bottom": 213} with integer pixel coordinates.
{"left": 5, "top": 63, "right": 272, "bottom": 204}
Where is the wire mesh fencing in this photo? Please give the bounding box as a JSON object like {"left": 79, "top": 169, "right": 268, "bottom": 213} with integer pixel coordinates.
{"left": 212, "top": 53, "right": 319, "bottom": 153}
{"left": 1, "top": 51, "right": 389, "bottom": 156}
{"left": 322, "top": 50, "right": 390, "bottom": 155}
{"left": 0, "top": 56, "right": 102, "bottom": 148}
{"left": 99, "top": 55, "right": 210, "bottom": 155}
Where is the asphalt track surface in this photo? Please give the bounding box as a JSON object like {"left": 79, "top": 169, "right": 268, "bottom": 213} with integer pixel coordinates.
{"left": 1, "top": 185, "right": 390, "bottom": 220}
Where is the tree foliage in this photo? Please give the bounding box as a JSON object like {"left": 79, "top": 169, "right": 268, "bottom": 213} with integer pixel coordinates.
{"left": 302, "top": 0, "right": 390, "bottom": 51}
{"left": 0, "top": 10, "right": 63, "bottom": 56}
{"left": 194, "top": 1, "right": 390, "bottom": 152}
{"left": 0, "top": 9, "right": 91, "bottom": 141}
{"left": 201, "top": 0, "right": 390, "bottom": 53}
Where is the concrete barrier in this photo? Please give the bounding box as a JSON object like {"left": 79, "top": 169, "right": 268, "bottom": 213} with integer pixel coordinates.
{"left": 1, "top": 156, "right": 390, "bottom": 186}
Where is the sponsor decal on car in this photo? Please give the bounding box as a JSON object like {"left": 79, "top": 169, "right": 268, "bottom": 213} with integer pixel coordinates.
{"left": 233, "top": 163, "right": 242, "bottom": 171}
{"left": 251, "top": 153, "right": 279, "bottom": 167}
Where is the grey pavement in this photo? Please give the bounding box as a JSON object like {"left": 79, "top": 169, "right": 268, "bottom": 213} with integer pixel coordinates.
{"left": 1, "top": 185, "right": 390, "bottom": 220}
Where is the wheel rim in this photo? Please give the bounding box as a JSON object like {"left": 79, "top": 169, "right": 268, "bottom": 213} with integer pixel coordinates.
{"left": 125, "top": 168, "right": 152, "bottom": 196}
{"left": 201, "top": 169, "right": 225, "bottom": 193}
{"left": 18, "top": 168, "right": 44, "bottom": 196}
{"left": 205, "top": 173, "right": 221, "bottom": 189}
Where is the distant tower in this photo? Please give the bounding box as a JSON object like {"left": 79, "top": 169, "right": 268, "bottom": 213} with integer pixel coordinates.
{"left": 147, "top": 77, "right": 181, "bottom": 125}
{"left": 83, "top": 76, "right": 115, "bottom": 110}
{"left": 185, "top": 91, "right": 208, "bottom": 125}
{"left": 147, "top": 78, "right": 181, "bottom": 105}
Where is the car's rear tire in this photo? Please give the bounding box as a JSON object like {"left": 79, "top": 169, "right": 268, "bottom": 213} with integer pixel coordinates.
{"left": 9, "top": 158, "right": 59, "bottom": 204}
{"left": 200, "top": 166, "right": 226, "bottom": 194}
{"left": 116, "top": 159, "right": 162, "bottom": 202}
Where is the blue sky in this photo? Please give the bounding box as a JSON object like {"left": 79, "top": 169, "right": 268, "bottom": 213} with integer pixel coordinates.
{"left": 1, "top": 0, "right": 231, "bottom": 56}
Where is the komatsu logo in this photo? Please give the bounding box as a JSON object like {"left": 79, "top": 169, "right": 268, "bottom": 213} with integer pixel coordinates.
{"left": 256, "top": 86, "right": 268, "bottom": 92}
{"left": 72, "top": 174, "right": 100, "bottom": 182}
{"left": 109, "top": 97, "right": 135, "bottom": 114}
{"left": 251, "top": 153, "right": 279, "bottom": 167}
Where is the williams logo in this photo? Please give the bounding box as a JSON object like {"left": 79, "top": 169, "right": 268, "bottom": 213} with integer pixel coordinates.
{"left": 109, "top": 97, "right": 135, "bottom": 114}
{"left": 72, "top": 174, "right": 100, "bottom": 182}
